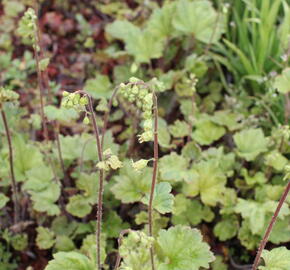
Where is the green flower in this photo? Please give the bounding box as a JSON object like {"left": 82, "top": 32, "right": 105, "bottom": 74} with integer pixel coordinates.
{"left": 131, "top": 159, "right": 151, "bottom": 172}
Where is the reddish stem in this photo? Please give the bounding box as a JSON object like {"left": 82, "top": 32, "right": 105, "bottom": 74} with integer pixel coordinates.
{"left": 33, "top": 3, "right": 49, "bottom": 142}
{"left": 252, "top": 180, "right": 290, "bottom": 270}
{"left": 148, "top": 93, "right": 158, "bottom": 270}
{"left": 86, "top": 93, "right": 104, "bottom": 270}
{"left": 1, "top": 110, "right": 20, "bottom": 224}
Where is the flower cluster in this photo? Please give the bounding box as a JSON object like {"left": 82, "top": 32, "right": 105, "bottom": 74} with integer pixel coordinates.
{"left": 119, "top": 77, "right": 154, "bottom": 143}
{"left": 17, "top": 8, "right": 37, "bottom": 46}
{"left": 0, "top": 87, "right": 19, "bottom": 106}
{"left": 61, "top": 91, "right": 89, "bottom": 123}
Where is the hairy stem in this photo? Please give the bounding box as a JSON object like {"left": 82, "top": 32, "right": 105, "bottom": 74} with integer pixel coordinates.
{"left": 86, "top": 93, "right": 104, "bottom": 270}
{"left": 252, "top": 180, "right": 290, "bottom": 270}
{"left": 1, "top": 110, "right": 20, "bottom": 224}
{"left": 148, "top": 93, "right": 158, "bottom": 270}
{"left": 33, "top": 3, "right": 49, "bottom": 142}
{"left": 75, "top": 90, "right": 105, "bottom": 269}
{"left": 187, "top": 94, "right": 195, "bottom": 142}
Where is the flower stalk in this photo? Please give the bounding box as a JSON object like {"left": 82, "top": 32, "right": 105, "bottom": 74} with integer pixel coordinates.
{"left": 148, "top": 92, "right": 158, "bottom": 270}
{"left": 252, "top": 180, "right": 290, "bottom": 270}
{"left": 1, "top": 110, "right": 20, "bottom": 224}
{"left": 73, "top": 90, "right": 104, "bottom": 270}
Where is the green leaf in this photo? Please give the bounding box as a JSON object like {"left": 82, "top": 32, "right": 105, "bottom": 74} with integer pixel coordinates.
{"left": 235, "top": 199, "right": 290, "bottom": 235}
{"left": 111, "top": 160, "right": 152, "bottom": 203}
{"left": 172, "top": 194, "right": 214, "bottom": 226}
{"left": 212, "top": 110, "right": 241, "bottom": 131}
{"left": 76, "top": 173, "right": 99, "bottom": 204}
{"left": 214, "top": 215, "right": 239, "bottom": 241}
{"left": 233, "top": 128, "right": 268, "bottom": 161}
{"left": 44, "top": 105, "right": 79, "bottom": 122}
{"left": 51, "top": 216, "right": 78, "bottom": 237}
{"left": 183, "top": 160, "right": 227, "bottom": 206}
{"left": 55, "top": 235, "right": 75, "bottom": 252}
{"left": 168, "top": 120, "right": 190, "bottom": 138}
{"left": 222, "top": 38, "right": 254, "bottom": 75}
{"left": 159, "top": 152, "right": 189, "bottom": 182}
{"left": 36, "top": 227, "right": 56, "bottom": 250}
{"left": 106, "top": 20, "right": 164, "bottom": 63}
{"left": 142, "top": 182, "right": 174, "bottom": 214}
{"left": 181, "top": 141, "right": 201, "bottom": 161}
{"left": 158, "top": 118, "right": 173, "bottom": 148}
{"left": 241, "top": 169, "right": 267, "bottom": 185}
{"left": 173, "top": 0, "right": 224, "bottom": 44}
{"left": 267, "top": 216, "right": 290, "bottom": 244}
{"left": 211, "top": 256, "right": 228, "bottom": 270}
{"left": 157, "top": 225, "right": 215, "bottom": 270}
{"left": 106, "top": 20, "right": 139, "bottom": 41}
{"left": 23, "top": 165, "right": 54, "bottom": 191}
{"left": 58, "top": 132, "right": 119, "bottom": 163}
{"left": 84, "top": 74, "right": 112, "bottom": 99}
{"left": 29, "top": 182, "right": 61, "bottom": 216}
{"left": 66, "top": 195, "right": 92, "bottom": 218}
{"left": 13, "top": 135, "right": 44, "bottom": 181}
{"left": 56, "top": 134, "right": 83, "bottom": 161}
{"left": 273, "top": 68, "right": 290, "bottom": 94}
{"left": 264, "top": 151, "right": 289, "bottom": 171}
{"left": 192, "top": 120, "right": 226, "bottom": 146}
{"left": 0, "top": 193, "right": 9, "bottom": 209}
{"left": 202, "top": 147, "right": 235, "bottom": 177}
{"left": 238, "top": 219, "right": 260, "bottom": 250}
{"left": 3, "top": 0, "right": 25, "bottom": 17}
{"left": 80, "top": 234, "right": 106, "bottom": 266}
{"left": 23, "top": 165, "right": 60, "bottom": 216}
{"left": 103, "top": 212, "right": 129, "bottom": 238}
{"left": 11, "top": 233, "right": 28, "bottom": 251}
{"left": 259, "top": 247, "right": 290, "bottom": 270}
{"left": 135, "top": 211, "right": 169, "bottom": 236}
{"left": 45, "top": 251, "right": 95, "bottom": 270}
{"left": 146, "top": 2, "right": 176, "bottom": 39}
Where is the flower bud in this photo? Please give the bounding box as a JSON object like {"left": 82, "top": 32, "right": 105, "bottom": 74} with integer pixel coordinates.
{"left": 129, "top": 77, "right": 141, "bottom": 83}
{"left": 143, "top": 119, "right": 152, "bottom": 131}
{"left": 131, "top": 85, "right": 139, "bottom": 95}
{"left": 62, "top": 91, "right": 69, "bottom": 97}
{"left": 73, "top": 94, "right": 81, "bottom": 105}
{"left": 79, "top": 96, "right": 88, "bottom": 105}
{"left": 138, "top": 130, "right": 153, "bottom": 143}
{"left": 131, "top": 159, "right": 151, "bottom": 171}
{"left": 83, "top": 116, "right": 90, "bottom": 124}
{"left": 142, "top": 110, "right": 152, "bottom": 119}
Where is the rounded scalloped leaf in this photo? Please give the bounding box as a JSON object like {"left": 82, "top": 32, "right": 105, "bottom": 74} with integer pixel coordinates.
{"left": 44, "top": 251, "right": 95, "bottom": 270}
{"left": 273, "top": 68, "right": 290, "bottom": 94}
{"left": 233, "top": 128, "right": 268, "bottom": 161}
{"left": 157, "top": 225, "right": 215, "bottom": 270}
{"left": 259, "top": 247, "right": 290, "bottom": 270}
